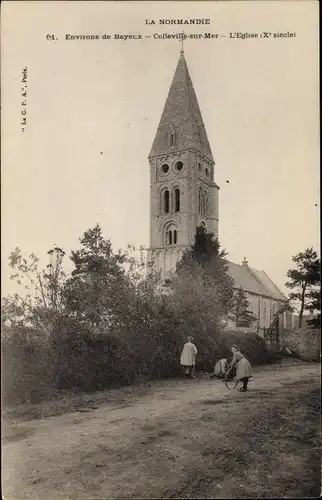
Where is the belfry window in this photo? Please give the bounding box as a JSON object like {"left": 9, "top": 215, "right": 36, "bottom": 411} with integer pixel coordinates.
{"left": 163, "top": 190, "right": 170, "bottom": 213}
{"left": 174, "top": 188, "right": 180, "bottom": 212}
{"left": 164, "top": 223, "right": 178, "bottom": 246}
{"left": 198, "top": 189, "right": 208, "bottom": 216}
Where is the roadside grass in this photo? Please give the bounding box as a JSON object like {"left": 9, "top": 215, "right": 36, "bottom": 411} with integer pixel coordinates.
{"left": 1, "top": 359, "right": 313, "bottom": 423}
{"left": 162, "top": 385, "right": 320, "bottom": 499}
{"left": 1, "top": 384, "right": 149, "bottom": 422}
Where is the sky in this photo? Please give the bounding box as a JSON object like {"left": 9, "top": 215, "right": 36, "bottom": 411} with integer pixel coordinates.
{"left": 2, "top": 0, "right": 320, "bottom": 298}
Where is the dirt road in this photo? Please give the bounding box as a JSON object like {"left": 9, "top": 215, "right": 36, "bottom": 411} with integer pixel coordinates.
{"left": 2, "top": 361, "right": 320, "bottom": 499}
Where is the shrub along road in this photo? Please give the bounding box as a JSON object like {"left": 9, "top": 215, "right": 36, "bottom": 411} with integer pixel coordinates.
{"left": 2, "top": 361, "right": 320, "bottom": 499}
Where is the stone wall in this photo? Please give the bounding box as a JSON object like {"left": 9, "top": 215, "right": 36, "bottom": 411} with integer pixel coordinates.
{"left": 282, "top": 328, "right": 320, "bottom": 361}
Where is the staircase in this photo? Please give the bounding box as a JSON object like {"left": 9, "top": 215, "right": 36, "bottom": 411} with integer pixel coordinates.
{"left": 264, "top": 313, "right": 281, "bottom": 350}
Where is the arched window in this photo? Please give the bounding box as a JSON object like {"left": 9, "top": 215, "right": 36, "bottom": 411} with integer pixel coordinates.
{"left": 174, "top": 188, "right": 180, "bottom": 212}
{"left": 198, "top": 188, "right": 202, "bottom": 214}
{"left": 163, "top": 190, "right": 169, "bottom": 213}
{"left": 205, "top": 193, "right": 209, "bottom": 216}
{"left": 175, "top": 161, "right": 183, "bottom": 172}
{"left": 164, "top": 223, "right": 177, "bottom": 246}
{"left": 201, "top": 191, "right": 205, "bottom": 215}
{"left": 169, "top": 130, "right": 175, "bottom": 147}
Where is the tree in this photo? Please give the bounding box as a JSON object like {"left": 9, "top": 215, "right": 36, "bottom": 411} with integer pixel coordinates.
{"left": 63, "top": 224, "right": 134, "bottom": 329}
{"left": 232, "top": 287, "right": 257, "bottom": 328}
{"left": 170, "top": 267, "right": 226, "bottom": 334}
{"left": 7, "top": 246, "right": 67, "bottom": 332}
{"left": 176, "top": 224, "right": 234, "bottom": 315}
{"left": 305, "top": 289, "right": 321, "bottom": 329}
{"left": 285, "top": 248, "right": 320, "bottom": 328}
{"left": 167, "top": 224, "right": 235, "bottom": 365}
{"left": 1, "top": 294, "right": 33, "bottom": 328}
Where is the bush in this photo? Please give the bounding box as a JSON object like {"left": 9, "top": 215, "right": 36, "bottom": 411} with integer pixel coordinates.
{"left": 1, "top": 323, "right": 139, "bottom": 406}
{"left": 195, "top": 329, "right": 278, "bottom": 371}
{"left": 1, "top": 327, "right": 56, "bottom": 406}
{"left": 2, "top": 324, "right": 280, "bottom": 407}
{"left": 2, "top": 321, "right": 284, "bottom": 408}
{"left": 282, "top": 328, "right": 320, "bottom": 361}
{"left": 50, "top": 321, "right": 138, "bottom": 392}
{"left": 2, "top": 225, "right": 238, "bottom": 406}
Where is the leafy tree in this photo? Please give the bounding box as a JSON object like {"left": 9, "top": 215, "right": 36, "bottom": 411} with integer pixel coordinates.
{"left": 232, "top": 287, "right": 257, "bottom": 328}
{"left": 176, "top": 224, "right": 234, "bottom": 315}
{"left": 7, "top": 246, "right": 66, "bottom": 332}
{"left": 171, "top": 267, "right": 225, "bottom": 335}
{"left": 285, "top": 248, "right": 320, "bottom": 328}
{"left": 1, "top": 294, "right": 33, "bottom": 328}
{"left": 164, "top": 225, "right": 236, "bottom": 366}
{"left": 306, "top": 289, "right": 321, "bottom": 329}
{"left": 63, "top": 224, "right": 135, "bottom": 329}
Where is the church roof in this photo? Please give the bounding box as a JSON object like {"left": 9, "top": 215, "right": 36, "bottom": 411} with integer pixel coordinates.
{"left": 249, "top": 269, "right": 287, "bottom": 302}
{"left": 227, "top": 261, "right": 287, "bottom": 301}
{"left": 149, "top": 51, "right": 214, "bottom": 162}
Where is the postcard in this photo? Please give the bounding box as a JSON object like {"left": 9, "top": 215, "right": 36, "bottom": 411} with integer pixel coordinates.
{"left": 1, "top": 1, "right": 320, "bottom": 499}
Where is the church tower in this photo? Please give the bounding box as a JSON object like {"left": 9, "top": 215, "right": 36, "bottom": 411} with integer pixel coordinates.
{"left": 148, "top": 50, "right": 219, "bottom": 279}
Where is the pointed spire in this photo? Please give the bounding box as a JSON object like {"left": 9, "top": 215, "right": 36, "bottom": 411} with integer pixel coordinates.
{"left": 149, "top": 52, "right": 214, "bottom": 161}
{"left": 180, "top": 30, "right": 185, "bottom": 54}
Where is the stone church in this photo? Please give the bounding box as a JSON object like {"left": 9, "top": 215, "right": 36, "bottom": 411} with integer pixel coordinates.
{"left": 147, "top": 50, "right": 291, "bottom": 335}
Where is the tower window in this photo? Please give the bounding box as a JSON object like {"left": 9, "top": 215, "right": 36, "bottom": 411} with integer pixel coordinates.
{"left": 198, "top": 163, "right": 202, "bottom": 172}
{"left": 205, "top": 168, "right": 209, "bottom": 177}
{"left": 163, "top": 190, "right": 170, "bottom": 213}
{"left": 169, "top": 132, "right": 174, "bottom": 147}
{"left": 174, "top": 188, "right": 180, "bottom": 212}
{"left": 162, "top": 164, "right": 169, "bottom": 174}
{"left": 164, "top": 223, "right": 177, "bottom": 246}
{"left": 198, "top": 189, "right": 208, "bottom": 216}
{"left": 175, "top": 161, "right": 183, "bottom": 171}
{"left": 166, "top": 230, "right": 178, "bottom": 245}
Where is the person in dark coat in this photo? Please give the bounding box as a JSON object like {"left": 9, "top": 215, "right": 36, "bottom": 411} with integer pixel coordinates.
{"left": 228, "top": 345, "right": 252, "bottom": 392}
